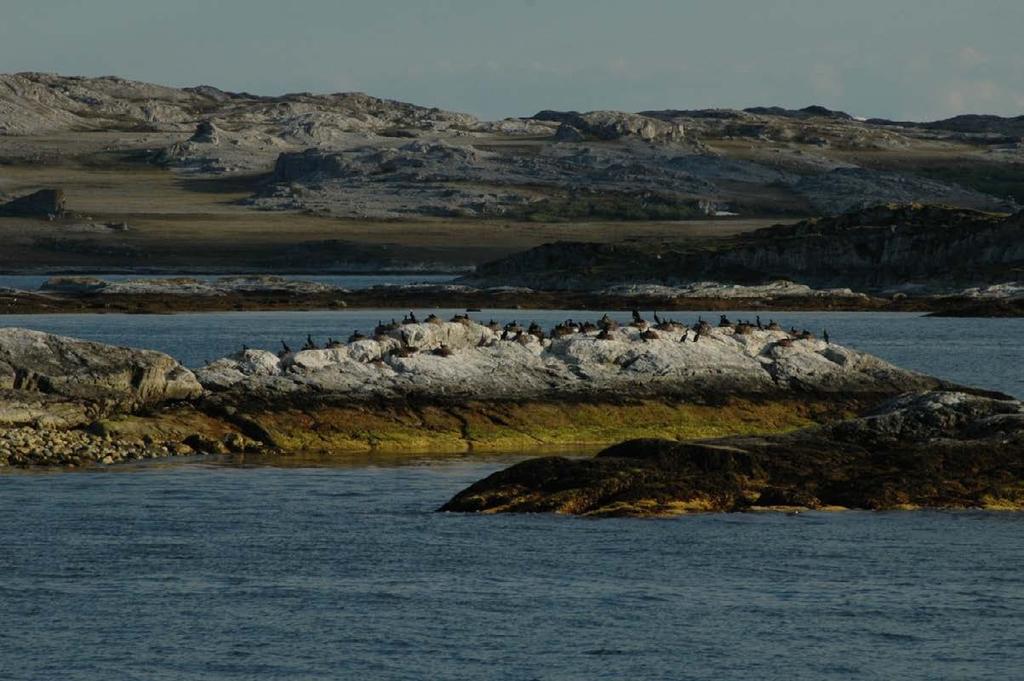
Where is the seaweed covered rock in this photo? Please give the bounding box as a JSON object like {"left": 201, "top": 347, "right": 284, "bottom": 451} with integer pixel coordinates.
{"left": 441, "top": 391, "right": 1024, "bottom": 516}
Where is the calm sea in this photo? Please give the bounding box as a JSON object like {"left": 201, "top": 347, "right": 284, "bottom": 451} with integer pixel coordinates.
{"left": 1, "top": 459, "right": 1022, "bottom": 680}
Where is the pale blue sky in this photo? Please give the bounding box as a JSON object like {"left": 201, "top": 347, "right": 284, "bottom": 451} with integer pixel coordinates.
{"left": 2, "top": 0, "right": 1022, "bottom": 120}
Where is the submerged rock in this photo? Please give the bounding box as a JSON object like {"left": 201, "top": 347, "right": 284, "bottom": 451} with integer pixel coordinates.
{"left": 441, "top": 391, "right": 1024, "bottom": 516}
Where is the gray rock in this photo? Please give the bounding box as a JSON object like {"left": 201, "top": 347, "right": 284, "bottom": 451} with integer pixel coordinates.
{"left": 0, "top": 328, "right": 203, "bottom": 412}
{"left": 196, "top": 320, "right": 943, "bottom": 402}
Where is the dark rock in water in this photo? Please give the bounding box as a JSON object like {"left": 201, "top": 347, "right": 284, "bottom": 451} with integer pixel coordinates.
{"left": 440, "top": 391, "right": 1024, "bottom": 516}
{"left": 0, "top": 188, "right": 65, "bottom": 217}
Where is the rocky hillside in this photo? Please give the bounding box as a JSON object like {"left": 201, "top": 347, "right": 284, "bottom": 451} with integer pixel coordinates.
{"left": 463, "top": 204, "right": 1024, "bottom": 292}
{"left": 2, "top": 73, "right": 1022, "bottom": 220}
{"left": 0, "top": 72, "right": 478, "bottom": 137}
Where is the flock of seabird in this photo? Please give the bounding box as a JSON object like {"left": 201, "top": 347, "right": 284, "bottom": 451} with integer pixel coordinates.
{"left": 272, "top": 311, "right": 830, "bottom": 359}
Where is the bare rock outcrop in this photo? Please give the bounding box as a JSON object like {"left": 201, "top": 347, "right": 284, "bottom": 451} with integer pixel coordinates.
{"left": 0, "top": 328, "right": 202, "bottom": 423}
{"left": 533, "top": 110, "right": 685, "bottom": 143}
{"left": 196, "top": 319, "right": 942, "bottom": 402}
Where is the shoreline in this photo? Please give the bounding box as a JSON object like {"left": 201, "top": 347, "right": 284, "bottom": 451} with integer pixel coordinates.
{"left": 3, "top": 287, "right": 1021, "bottom": 316}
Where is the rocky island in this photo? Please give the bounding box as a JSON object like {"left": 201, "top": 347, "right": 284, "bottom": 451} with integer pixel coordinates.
{"left": 1, "top": 314, "right": 955, "bottom": 466}
{"left": 441, "top": 391, "right": 1024, "bottom": 516}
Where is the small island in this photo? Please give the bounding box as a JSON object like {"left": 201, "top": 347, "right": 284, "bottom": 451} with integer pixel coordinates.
{"left": 441, "top": 391, "right": 1024, "bottom": 516}
{"left": 0, "top": 313, "right": 996, "bottom": 471}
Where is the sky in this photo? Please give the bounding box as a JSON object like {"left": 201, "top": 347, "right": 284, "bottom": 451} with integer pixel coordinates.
{"left": 2, "top": 0, "right": 1022, "bottom": 121}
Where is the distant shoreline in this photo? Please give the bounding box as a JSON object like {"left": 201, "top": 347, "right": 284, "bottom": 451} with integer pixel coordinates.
{"left": 2, "top": 285, "right": 1021, "bottom": 317}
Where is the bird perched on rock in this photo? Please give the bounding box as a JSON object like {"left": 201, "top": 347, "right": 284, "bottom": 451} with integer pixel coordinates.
{"left": 655, "top": 317, "right": 684, "bottom": 332}
{"left": 403, "top": 311, "right": 418, "bottom": 324}
{"left": 823, "top": 329, "right": 831, "bottom": 344}
{"left": 348, "top": 330, "right": 367, "bottom": 343}
{"left": 692, "top": 319, "right": 712, "bottom": 342}
{"left": 302, "top": 335, "right": 318, "bottom": 351}
{"left": 425, "top": 313, "right": 442, "bottom": 325}
{"left": 630, "top": 309, "right": 648, "bottom": 329}
{"left": 550, "top": 323, "right": 573, "bottom": 338}
{"left": 503, "top": 321, "right": 523, "bottom": 336}
{"left": 599, "top": 314, "right": 620, "bottom": 331}
{"left": 278, "top": 340, "right": 292, "bottom": 357}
